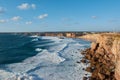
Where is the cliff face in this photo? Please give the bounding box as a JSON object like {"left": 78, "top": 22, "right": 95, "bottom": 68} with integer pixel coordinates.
{"left": 112, "top": 39, "right": 120, "bottom": 80}
{"left": 81, "top": 33, "right": 120, "bottom": 80}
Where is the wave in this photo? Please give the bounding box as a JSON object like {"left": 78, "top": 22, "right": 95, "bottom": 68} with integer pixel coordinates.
{"left": 35, "top": 48, "right": 42, "bottom": 52}
{"left": 0, "top": 35, "right": 59, "bottom": 64}
{"left": 0, "top": 36, "right": 91, "bottom": 80}
{"left": 29, "top": 35, "right": 39, "bottom": 38}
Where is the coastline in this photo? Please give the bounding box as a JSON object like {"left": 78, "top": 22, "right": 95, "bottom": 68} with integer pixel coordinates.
{"left": 81, "top": 48, "right": 116, "bottom": 80}
{"left": 80, "top": 33, "right": 120, "bottom": 80}
{"left": 0, "top": 32, "right": 120, "bottom": 80}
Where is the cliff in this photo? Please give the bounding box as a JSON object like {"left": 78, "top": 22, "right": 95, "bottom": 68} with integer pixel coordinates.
{"left": 113, "top": 38, "right": 120, "bottom": 80}
{"left": 80, "top": 33, "right": 120, "bottom": 80}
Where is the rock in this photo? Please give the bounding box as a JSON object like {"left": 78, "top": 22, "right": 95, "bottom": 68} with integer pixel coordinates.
{"left": 91, "top": 42, "right": 99, "bottom": 51}
{"left": 76, "top": 61, "right": 81, "bottom": 63}
{"left": 83, "top": 77, "right": 88, "bottom": 80}
{"left": 106, "top": 71, "right": 110, "bottom": 75}
{"left": 80, "top": 59, "right": 88, "bottom": 63}
{"left": 98, "top": 73, "right": 105, "bottom": 80}
{"left": 82, "top": 68, "right": 85, "bottom": 70}
{"left": 85, "top": 67, "right": 92, "bottom": 72}
{"left": 81, "top": 33, "right": 119, "bottom": 80}
{"left": 81, "top": 44, "right": 116, "bottom": 80}
{"left": 85, "top": 54, "right": 91, "bottom": 60}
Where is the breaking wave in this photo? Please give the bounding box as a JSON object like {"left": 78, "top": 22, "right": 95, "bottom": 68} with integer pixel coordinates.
{"left": 0, "top": 35, "right": 91, "bottom": 80}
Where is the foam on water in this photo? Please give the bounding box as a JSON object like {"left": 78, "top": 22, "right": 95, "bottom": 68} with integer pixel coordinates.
{"left": 35, "top": 48, "right": 42, "bottom": 52}
{"left": 0, "top": 36, "right": 91, "bottom": 80}
{"left": 30, "top": 35, "right": 39, "bottom": 38}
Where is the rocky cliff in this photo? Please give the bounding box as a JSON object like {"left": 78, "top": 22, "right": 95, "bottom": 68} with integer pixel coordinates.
{"left": 112, "top": 38, "right": 120, "bottom": 80}
{"left": 81, "top": 33, "right": 120, "bottom": 80}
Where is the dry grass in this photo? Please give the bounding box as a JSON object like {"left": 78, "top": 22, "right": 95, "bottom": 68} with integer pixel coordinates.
{"left": 100, "top": 33, "right": 120, "bottom": 40}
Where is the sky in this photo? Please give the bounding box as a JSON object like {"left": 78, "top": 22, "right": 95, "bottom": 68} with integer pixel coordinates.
{"left": 0, "top": 0, "right": 120, "bottom": 32}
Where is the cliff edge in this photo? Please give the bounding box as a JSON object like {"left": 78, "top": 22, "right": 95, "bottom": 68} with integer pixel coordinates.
{"left": 80, "top": 33, "right": 120, "bottom": 80}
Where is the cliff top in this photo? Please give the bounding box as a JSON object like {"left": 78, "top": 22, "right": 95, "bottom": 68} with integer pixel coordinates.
{"left": 100, "top": 33, "right": 120, "bottom": 37}
{"left": 80, "top": 33, "right": 120, "bottom": 41}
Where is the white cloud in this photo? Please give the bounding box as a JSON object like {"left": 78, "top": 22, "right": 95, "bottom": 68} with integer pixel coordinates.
{"left": 31, "top": 4, "right": 36, "bottom": 9}
{"left": 18, "top": 3, "right": 29, "bottom": 10}
{"left": 0, "top": 7, "right": 6, "bottom": 14}
{"left": 38, "top": 14, "right": 48, "bottom": 19}
{"left": 26, "top": 21, "right": 32, "bottom": 24}
{"left": 91, "top": 16, "right": 97, "bottom": 19}
{"left": 0, "top": 19, "right": 8, "bottom": 23}
{"left": 17, "top": 3, "right": 36, "bottom": 10}
{"left": 11, "top": 16, "right": 21, "bottom": 21}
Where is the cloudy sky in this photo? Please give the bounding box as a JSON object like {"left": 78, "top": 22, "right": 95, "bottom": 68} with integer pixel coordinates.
{"left": 0, "top": 0, "right": 120, "bottom": 32}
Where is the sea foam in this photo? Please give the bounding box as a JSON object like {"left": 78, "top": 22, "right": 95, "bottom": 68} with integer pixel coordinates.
{"left": 0, "top": 36, "right": 91, "bottom": 80}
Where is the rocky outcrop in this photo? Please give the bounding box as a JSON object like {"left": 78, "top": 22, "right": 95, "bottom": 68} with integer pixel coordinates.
{"left": 81, "top": 33, "right": 120, "bottom": 80}
{"left": 65, "top": 33, "right": 76, "bottom": 38}
{"left": 82, "top": 48, "right": 115, "bottom": 80}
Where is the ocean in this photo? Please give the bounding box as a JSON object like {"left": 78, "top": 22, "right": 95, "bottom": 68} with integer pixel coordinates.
{"left": 0, "top": 33, "right": 91, "bottom": 80}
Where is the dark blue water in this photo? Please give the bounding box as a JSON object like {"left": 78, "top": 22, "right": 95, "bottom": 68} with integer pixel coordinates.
{"left": 0, "top": 33, "right": 54, "bottom": 64}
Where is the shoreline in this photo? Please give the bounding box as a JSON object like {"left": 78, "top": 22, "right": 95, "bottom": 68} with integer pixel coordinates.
{"left": 81, "top": 48, "right": 116, "bottom": 80}
{"left": 80, "top": 33, "right": 120, "bottom": 80}
{"left": 0, "top": 33, "right": 119, "bottom": 80}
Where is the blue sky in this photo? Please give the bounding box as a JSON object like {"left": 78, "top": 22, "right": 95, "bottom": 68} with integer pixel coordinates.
{"left": 0, "top": 0, "right": 120, "bottom": 32}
